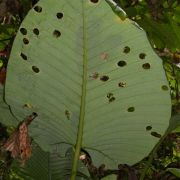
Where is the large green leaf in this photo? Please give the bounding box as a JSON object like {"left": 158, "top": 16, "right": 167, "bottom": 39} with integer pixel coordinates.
{"left": 4, "top": 0, "right": 171, "bottom": 178}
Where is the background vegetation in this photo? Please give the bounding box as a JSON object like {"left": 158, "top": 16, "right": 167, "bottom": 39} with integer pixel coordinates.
{"left": 0, "top": 0, "right": 179, "bottom": 179}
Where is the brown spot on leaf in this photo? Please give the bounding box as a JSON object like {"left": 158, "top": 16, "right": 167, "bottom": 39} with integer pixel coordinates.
{"left": 23, "top": 103, "right": 33, "bottom": 109}
{"left": 65, "top": 110, "right": 71, "bottom": 120}
{"left": 100, "top": 52, "right": 109, "bottom": 60}
{"left": 89, "top": 72, "right": 99, "bottom": 80}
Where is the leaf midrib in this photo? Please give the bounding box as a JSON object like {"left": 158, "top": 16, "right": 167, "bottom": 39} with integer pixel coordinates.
{"left": 70, "top": 0, "right": 87, "bottom": 179}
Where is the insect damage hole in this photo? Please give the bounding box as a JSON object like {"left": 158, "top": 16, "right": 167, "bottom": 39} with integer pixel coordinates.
{"left": 100, "top": 75, "right": 109, "bottom": 82}
{"left": 117, "top": 61, "right": 127, "bottom": 67}
{"left": 107, "top": 93, "right": 113, "bottom": 99}
{"left": 32, "top": 112, "right": 38, "bottom": 117}
{"left": 127, "top": 107, "right": 135, "bottom": 112}
{"left": 56, "top": 12, "right": 63, "bottom": 19}
{"left": 23, "top": 38, "right": 29, "bottom": 45}
{"left": 142, "top": 63, "right": 151, "bottom": 69}
{"left": 34, "top": 6, "right": 42, "bottom": 13}
{"left": 32, "top": 66, "right": 40, "bottom": 73}
{"left": 90, "top": 0, "right": 99, "bottom": 3}
{"left": 107, "top": 93, "right": 115, "bottom": 103}
{"left": 146, "top": 126, "right": 152, "bottom": 131}
{"left": 20, "top": 28, "right": 27, "bottom": 35}
{"left": 118, "top": 82, "right": 126, "bottom": 87}
{"left": 161, "top": 85, "right": 169, "bottom": 91}
{"left": 20, "top": 53, "right": 27, "bottom": 60}
{"left": 109, "top": 97, "right": 115, "bottom": 103}
{"left": 123, "top": 46, "right": 130, "bottom": 54}
{"left": 33, "top": 28, "right": 39, "bottom": 35}
{"left": 53, "top": 30, "right": 61, "bottom": 38}
{"left": 139, "top": 53, "right": 146, "bottom": 59}
{"left": 151, "top": 132, "right": 161, "bottom": 138}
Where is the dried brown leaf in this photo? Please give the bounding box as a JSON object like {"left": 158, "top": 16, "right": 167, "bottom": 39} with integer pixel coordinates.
{"left": 3, "top": 113, "right": 37, "bottom": 165}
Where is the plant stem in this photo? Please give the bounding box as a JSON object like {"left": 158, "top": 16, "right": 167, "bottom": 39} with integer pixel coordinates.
{"left": 70, "top": 1, "right": 87, "bottom": 179}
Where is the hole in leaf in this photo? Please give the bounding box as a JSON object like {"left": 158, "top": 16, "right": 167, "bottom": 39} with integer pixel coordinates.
{"left": 146, "top": 126, "right": 152, "bottom": 131}
{"left": 118, "top": 82, "right": 126, "bottom": 87}
{"left": 139, "top": 53, "right": 146, "bottom": 59}
{"left": 142, "top": 63, "right": 150, "bottom": 69}
{"left": 23, "top": 38, "right": 29, "bottom": 45}
{"left": 56, "top": 12, "right": 63, "bottom": 19}
{"left": 34, "top": 6, "right": 42, "bottom": 13}
{"left": 53, "top": 30, "right": 61, "bottom": 38}
{"left": 20, "top": 53, "right": 27, "bottom": 60}
{"left": 107, "top": 93, "right": 113, "bottom": 99}
{"left": 20, "top": 28, "right": 27, "bottom": 35}
{"left": 151, "top": 132, "right": 161, "bottom": 138}
{"left": 33, "top": 28, "right": 39, "bottom": 35}
{"left": 109, "top": 97, "right": 115, "bottom": 103}
{"left": 23, "top": 104, "right": 28, "bottom": 108}
{"left": 117, "top": 61, "right": 127, "bottom": 67}
{"left": 107, "top": 93, "right": 115, "bottom": 103}
{"left": 65, "top": 110, "right": 71, "bottom": 120}
{"left": 90, "top": 0, "right": 99, "bottom": 3}
{"left": 32, "top": 66, "right": 40, "bottom": 73}
{"left": 32, "top": 112, "right": 38, "bottom": 116}
{"left": 161, "top": 85, "right": 169, "bottom": 91}
{"left": 127, "top": 107, "right": 135, "bottom": 112}
{"left": 100, "top": 75, "right": 109, "bottom": 82}
{"left": 123, "top": 46, "right": 130, "bottom": 53}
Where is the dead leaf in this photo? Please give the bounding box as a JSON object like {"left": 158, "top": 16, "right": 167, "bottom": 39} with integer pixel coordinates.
{"left": 3, "top": 112, "right": 37, "bottom": 165}
{"left": 19, "top": 121, "right": 32, "bottom": 166}
{"left": 3, "top": 131, "right": 19, "bottom": 158}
